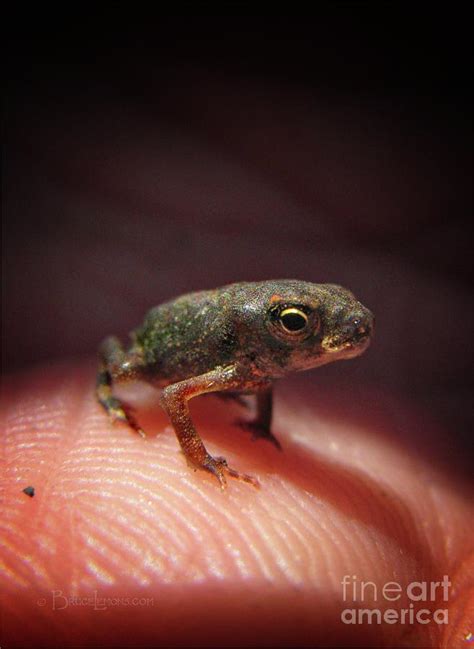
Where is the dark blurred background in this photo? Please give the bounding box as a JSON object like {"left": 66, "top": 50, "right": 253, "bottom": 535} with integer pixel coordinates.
{"left": 3, "top": 8, "right": 472, "bottom": 445}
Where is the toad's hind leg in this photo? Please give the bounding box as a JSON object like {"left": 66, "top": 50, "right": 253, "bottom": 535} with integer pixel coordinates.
{"left": 96, "top": 336, "right": 145, "bottom": 437}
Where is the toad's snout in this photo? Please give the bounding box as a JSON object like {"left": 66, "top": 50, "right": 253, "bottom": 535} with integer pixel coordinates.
{"left": 321, "top": 306, "right": 374, "bottom": 354}
{"left": 344, "top": 309, "right": 374, "bottom": 344}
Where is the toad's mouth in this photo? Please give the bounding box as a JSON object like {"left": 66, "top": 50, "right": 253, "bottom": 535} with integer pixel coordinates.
{"left": 321, "top": 332, "right": 371, "bottom": 354}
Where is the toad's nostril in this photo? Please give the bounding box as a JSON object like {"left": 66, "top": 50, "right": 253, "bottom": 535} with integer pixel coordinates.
{"left": 349, "top": 317, "right": 368, "bottom": 335}
{"left": 351, "top": 314, "right": 373, "bottom": 341}
{"left": 343, "top": 313, "right": 373, "bottom": 342}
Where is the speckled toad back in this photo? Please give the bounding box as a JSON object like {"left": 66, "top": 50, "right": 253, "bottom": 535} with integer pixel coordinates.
{"left": 96, "top": 280, "right": 374, "bottom": 488}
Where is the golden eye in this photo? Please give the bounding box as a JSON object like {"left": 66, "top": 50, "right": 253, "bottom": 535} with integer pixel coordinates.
{"left": 279, "top": 307, "right": 309, "bottom": 333}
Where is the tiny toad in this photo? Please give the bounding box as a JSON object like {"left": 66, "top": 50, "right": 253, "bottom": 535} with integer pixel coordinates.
{"left": 97, "top": 280, "right": 374, "bottom": 488}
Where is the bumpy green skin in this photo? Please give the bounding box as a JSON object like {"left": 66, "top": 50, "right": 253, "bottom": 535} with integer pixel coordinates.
{"left": 133, "top": 280, "right": 373, "bottom": 383}
{"left": 97, "top": 280, "right": 374, "bottom": 488}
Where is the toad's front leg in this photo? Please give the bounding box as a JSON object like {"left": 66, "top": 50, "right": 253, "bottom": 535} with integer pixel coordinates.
{"left": 96, "top": 336, "right": 146, "bottom": 437}
{"left": 160, "top": 365, "right": 259, "bottom": 489}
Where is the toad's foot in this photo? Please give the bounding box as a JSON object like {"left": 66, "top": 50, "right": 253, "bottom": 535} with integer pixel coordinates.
{"left": 201, "top": 454, "right": 260, "bottom": 490}
{"left": 235, "top": 419, "right": 282, "bottom": 451}
{"left": 107, "top": 399, "right": 146, "bottom": 439}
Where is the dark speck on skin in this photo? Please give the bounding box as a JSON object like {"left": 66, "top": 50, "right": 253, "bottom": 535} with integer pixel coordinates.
{"left": 22, "top": 486, "right": 35, "bottom": 497}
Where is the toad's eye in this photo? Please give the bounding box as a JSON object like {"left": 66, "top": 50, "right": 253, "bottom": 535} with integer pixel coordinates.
{"left": 267, "top": 303, "right": 318, "bottom": 342}
{"left": 279, "top": 307, "right": 309, "bottom": 333}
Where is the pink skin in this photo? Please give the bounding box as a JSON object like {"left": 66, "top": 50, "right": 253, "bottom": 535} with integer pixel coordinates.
{"left": 4, "top": 72, "right": 473, "bottom": 647}
{"left": 1, "top": 362, "right": 473, "bottom": 648}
